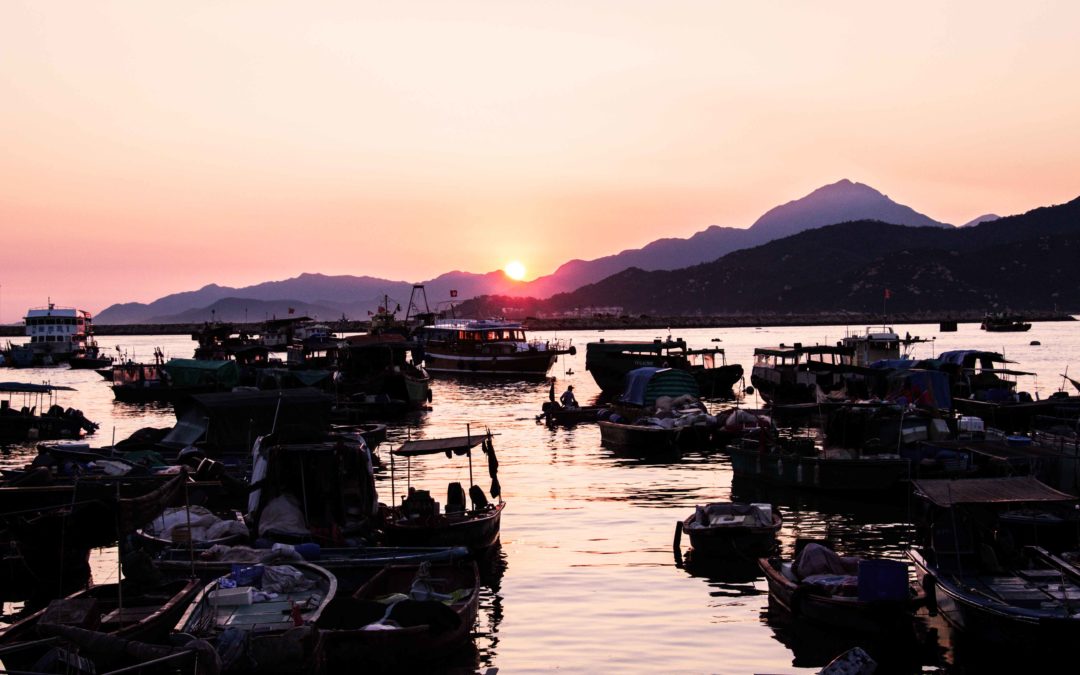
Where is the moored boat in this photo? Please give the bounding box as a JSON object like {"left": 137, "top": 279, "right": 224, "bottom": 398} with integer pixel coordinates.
{"left": 383, "top": 432, "right": 503, "bottom": 550}
{"left": 750, "top": 343, "right": 860, "bottom": 405}
{"left": 677, "top": 502, "right": 782, "bottom": 559}
{"left": 725, "top": 432, "right": 911, "bottom": 493}
{"left": 585, "top": 337, "right": 742, "bottom": 397}
{"left": 0, "top": 382, "right": 97, "bottom": 442}
{"left": 2, "top": 303, "right": 94, "bottom": 367}
{"left": 173, "top": 562, "right": 337, "bottom": 673}
{"left": 415, "top": 319, "right": 574, "bottom": 377}
{"left": 314, "top": 560, "right": 480, "bottom": 672}
{"left": 759, "top": 542, "right": 924, "bottom": 633}
{"left": 0, "top": 577, "right": 202, "bottom": 671}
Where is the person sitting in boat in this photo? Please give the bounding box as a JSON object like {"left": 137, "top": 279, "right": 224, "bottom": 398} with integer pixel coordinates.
{"left": 560, "top": 385, "right": 579, "bottom": 409}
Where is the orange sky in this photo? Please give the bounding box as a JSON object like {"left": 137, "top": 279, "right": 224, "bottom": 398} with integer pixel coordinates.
{"left": 2, "top": 1, "right": 1079, "bottom": 322}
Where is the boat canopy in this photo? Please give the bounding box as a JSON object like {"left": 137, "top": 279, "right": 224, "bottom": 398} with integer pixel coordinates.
{"left": 163, "top": 358, "right": 239, "bottom": 388}
{"left": 587, "top": 338, "right": 688, "bottom": 354}
{"left": 753, "top": 345, "right": 855, "bottom": 358}
{"left": 393, "top": 435, "right": 486, "bottom": 457}
{"left": 162, "top": 388, "right": 333, "bottom": 451}
{"left": 885, "top": 369, "right": 952, "bottom": 410}
{"left": 912, "top": 476, "right": 1075, "bottom": 508}
{"left": 619, "top": 367, "right": 699, "bottom": 406}
{"left": 0, "top": 382, "right": 77, "bottom": 393}
{"left": 936, "top": 350, "right": 1013, "bottom": 366}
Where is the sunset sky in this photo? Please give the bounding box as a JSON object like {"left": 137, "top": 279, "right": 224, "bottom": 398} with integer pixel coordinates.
{"left": 2, "top": 1, "right": 1079, "bottom": 323}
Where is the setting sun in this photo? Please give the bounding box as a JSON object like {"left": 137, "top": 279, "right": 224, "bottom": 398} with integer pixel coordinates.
{"left": 504, "top": 260, "right": 527, "bottom": 281}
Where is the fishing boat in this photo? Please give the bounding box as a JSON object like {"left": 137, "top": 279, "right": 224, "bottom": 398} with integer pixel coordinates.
{"left": 585, "top": 337, "right": 742, "bottom": 397}
{"left": 415, "top": 319, "right": 574, "bottom": 377}
{"left": 909, "top": 476, "right": 1080, "bottom": 650}
{"left": 2, "top": 303, "right": 94, "bottom": 367}
{"left": 314, "top": 560, "right": 479, "bottom": 671}
{"left": 598, "top": 419, "right": 682, "bottom": 454}
{"left": 759, "top": 542, "right": 924, "bottom": 633}
{"left": 597, "top": 367, "right": 718, "bottom": 453}
{"left": 67, "top": 339, "right": 114, "bottom": 370}
{"left": 981, "top": 312, "right": 1032, "bottom": 332}
{"left": 538, "top": 403, "right": 603, "bottom": 426}
{"left": 112, "top": 355, "right": 239, "bottom": 404}
{"left": 0, "top": 382, "right": 97, "bottom": 442}
{"left": 676, "top": 502, "right": 782, "bottom": 559}
{"left": 333, "top": 333, "right": 431, "bottom": 410}
{"left": 0, "top": 578, "right": 202, "bottom": 671}
{"left": 725, "top": 431, "right": 911, "bottom": 493}
{"left": 383, "top": 432, "right": 504, "bottom": 550}
{"left": 173, "top": 562, "right": 337, "bottom": 673}
{"left": 750, "top": 343, "right": 861, "bottom": 405}
{"left": 839, "top": 326, "right": 928, "bottom": 367}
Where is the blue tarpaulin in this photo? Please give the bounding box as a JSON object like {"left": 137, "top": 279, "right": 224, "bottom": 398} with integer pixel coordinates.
{"left": 886, "top": 369, "right": 951, "bottom": 410}
{"left": 619, "top": 367, "right": 699, "bottom": 406}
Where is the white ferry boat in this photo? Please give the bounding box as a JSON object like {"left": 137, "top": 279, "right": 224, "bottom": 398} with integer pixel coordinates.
{"left": 5, "top": 303, "right": 93, "bottom": 367}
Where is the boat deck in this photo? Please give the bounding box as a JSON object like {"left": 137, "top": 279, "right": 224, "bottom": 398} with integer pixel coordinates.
{"left": 965, "top": 570, "right": 1080, "bottom": 612}
{"left": 212, "top": 590, "right": 323, "bottom": 632}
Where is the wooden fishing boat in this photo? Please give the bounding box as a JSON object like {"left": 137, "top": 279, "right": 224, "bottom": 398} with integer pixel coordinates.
{"left": 383, "top": 433, "right": 504, "bottom": 550}
{"left": 598, "top": 419, "right": 680, "bottom": 454}
{"left": 174, "top": 562, "right": 336, "bottom": 673}
{"left": 539, "top": 403, "right": 603, "bottom": 426}
{"left": 585, "top": 337, "right": 742, "bottom": 397}
{"left": 677, "top": 502, "right": 782, "bottom": 559}
{"left": 909, "top": 476, "right": 1080, "bottom": 650}
{"left": 0, "top": 382, "right": 97, "bottom": 443}
{"left": 759, "top": 542, "right": 924, "bottom": 633}
{"left": 314, "top": 560, "right": 479, "bottom": 672}
{"left": 0, "top": 578, "right": 202, "bottom": 671}
{"left": 750, "top": 343, "right": 859, "bottom": 405}
{"left": 725, "top": 434, "right": 911, "bottom": 493}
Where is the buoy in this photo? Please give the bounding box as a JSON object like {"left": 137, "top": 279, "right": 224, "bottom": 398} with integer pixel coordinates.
{"left": 1030, "top": 340, "right": 1041, "bottom": 346}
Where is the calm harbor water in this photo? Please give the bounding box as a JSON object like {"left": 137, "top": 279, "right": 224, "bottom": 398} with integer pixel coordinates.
{"left": 2, "top": 320, "right": 1077, "bottom": 673}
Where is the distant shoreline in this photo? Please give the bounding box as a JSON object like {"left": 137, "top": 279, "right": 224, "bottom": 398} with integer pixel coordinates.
{"left": 0, "top": 310, "right": 1073, "bottom": 337}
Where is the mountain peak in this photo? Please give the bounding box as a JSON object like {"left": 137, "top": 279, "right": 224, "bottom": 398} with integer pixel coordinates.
{"left": 749, "top": 179, "right": 946, "bottom": 240}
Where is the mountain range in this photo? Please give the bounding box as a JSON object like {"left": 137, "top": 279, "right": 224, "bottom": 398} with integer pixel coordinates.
{"left": 98, "top": 179, "right": 962, "bottom": 323}
{"left": 457, "top": 196, "right": 1080, "bottom": 316}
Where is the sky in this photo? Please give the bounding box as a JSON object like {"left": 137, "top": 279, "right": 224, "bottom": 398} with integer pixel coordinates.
{"left": 2, "top": 1, "right": 1079, "bottom": 323}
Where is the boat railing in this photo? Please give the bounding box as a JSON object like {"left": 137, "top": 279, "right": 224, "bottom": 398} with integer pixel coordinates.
{"left": 530, "top": 337, "right": 573, "bottom": 353}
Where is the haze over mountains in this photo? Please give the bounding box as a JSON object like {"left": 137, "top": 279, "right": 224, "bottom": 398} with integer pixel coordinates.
{"left": 99, "top": 180, "right": 968, "bottom": 323}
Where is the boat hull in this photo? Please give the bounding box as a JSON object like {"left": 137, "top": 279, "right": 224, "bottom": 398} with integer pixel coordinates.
{"left": 726, "top": 444, "right": 910, "bottom": 492}
{"left": 759, "top": 557, "right": 920, "bottom": 634}
{"left": 383, "top": 501, "right": 504, "bottom": 550}
{"left": 682, "top": 510, "right": 782, "bottom": 559}
{"left": 910, "top": 549, "right": 1080, "bottom": 648}
{"left": 424, "top": 350, "right": 557, "bottom": 377}
{"left": 598, "top": 420, "right": 680, "bottom": 454}
{"left": 314, "top": 561, "right": 480, "bottom": 671}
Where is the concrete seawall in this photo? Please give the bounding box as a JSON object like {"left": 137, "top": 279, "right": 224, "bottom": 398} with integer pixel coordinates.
{"left": 1, "top": 311, "right": 1072, "bottom": 337}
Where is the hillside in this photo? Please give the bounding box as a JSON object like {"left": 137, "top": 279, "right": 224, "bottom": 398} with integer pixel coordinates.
{"left": 455, "top": 196, "right": 1080, "bottom": 317}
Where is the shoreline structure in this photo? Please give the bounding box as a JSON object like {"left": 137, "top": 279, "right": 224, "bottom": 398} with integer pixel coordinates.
{"left": 0, "top": 311, "right": 1072, "bottom": 337}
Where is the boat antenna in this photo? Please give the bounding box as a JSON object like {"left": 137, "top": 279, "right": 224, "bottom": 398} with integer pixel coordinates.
{"left": 467, "top": 423, "right": 474, "bottom": 490}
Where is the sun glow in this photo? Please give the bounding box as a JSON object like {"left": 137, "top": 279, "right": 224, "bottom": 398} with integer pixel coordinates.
{"left": 504, "top": 260, "right": 527, "bottom": 281}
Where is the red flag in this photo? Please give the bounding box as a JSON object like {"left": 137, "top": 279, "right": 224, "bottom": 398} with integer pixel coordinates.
{"left": 883, "top": 289, "right": 892, "bottom": 300}
{"left": 288, "top": 307, "right": 295, "bottom": 314}
{"left": 450, "top": 289, "right": 458, "bottom": 298}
